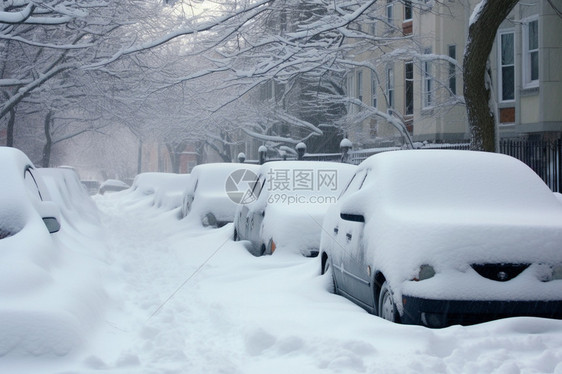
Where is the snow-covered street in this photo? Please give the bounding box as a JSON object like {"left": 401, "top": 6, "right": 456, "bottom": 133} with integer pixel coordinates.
{"left": 3, "top": 189, "right": 562, "bottom": 373}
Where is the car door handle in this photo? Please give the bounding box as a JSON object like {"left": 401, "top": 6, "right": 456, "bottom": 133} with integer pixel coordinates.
{"left": 346, "top": 233, "right": 352, "bottom": 241}
{"left": 333, "top": 227, "right": 338, "bottom": 234}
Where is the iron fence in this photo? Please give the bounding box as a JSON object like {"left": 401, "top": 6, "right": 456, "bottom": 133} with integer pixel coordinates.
{"left": 499, "top": 139, "right": 562, "bottom": 193}
{"left": 307, "top": 139, "right": 562, "bottom": 192}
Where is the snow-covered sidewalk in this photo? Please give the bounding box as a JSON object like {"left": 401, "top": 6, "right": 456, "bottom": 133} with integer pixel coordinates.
{"left": 4, "top": 190, "right": 562, "bottom": 373}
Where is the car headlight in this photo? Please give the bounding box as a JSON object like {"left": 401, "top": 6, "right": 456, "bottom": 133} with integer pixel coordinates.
{"left": 552, "top": 265, "right": 562, "bottom": 280}
{"left": 537, "top": 264, "right": 562, "bottom": 282}
{"left": 414, "top": 264, "right": 435, "bottom": 281}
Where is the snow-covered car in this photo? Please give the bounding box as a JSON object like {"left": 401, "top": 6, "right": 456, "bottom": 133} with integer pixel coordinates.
{"left": 233, "top": 161, "right": 356, "bottom": 257}
{"left": 130, "top": 172, "right": 191, "bottom": 210}
{"left": 320, "top": 150, "right": 562, "bottom": 328}
{"left": 37, "top": 167, "right": 100, "bottom": 228}
{"left": 0, "top": 147, "right": 61, "bottom": 239}
{"left": 81, "top": 180, "right": 100, "bottom": 195}
{"left": 0, "top": 148, "right": 107, "bottom": 357}
{"left": 99, "top": 179, "right": 130, "bottom": 194}
{"left": 180, "top": 163, "right": 260, "bottom": 227}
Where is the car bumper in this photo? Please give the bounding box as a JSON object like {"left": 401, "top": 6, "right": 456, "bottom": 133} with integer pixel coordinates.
{"left": 401, "top": 296, "right": 562, "bottom": 328}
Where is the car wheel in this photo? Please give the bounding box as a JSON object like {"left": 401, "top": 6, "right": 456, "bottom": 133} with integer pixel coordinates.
{"left": 259, "top": 243, "right": 266, "bottom": 256}
{"left": 378, "top": 281, "right": 400, "bottom": 323}
{"left": 181, "top": 195, "right": 193, "bottom": 218}
{"left": 202, "top": 213, "right": 217, "bottom": 227}
{"left": 321, "top": 254, "right": 330, "bottom": 275}
{"left": 322, "top": 256, "right": 336, "bottom": 293}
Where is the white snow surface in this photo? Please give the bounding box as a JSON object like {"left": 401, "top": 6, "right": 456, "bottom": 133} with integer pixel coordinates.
{"left": 2, "top": 170, "right": 562, "bottom": 373}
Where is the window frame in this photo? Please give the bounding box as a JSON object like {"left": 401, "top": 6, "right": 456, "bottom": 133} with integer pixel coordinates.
{"left": 356, "top": 70, "right": 363, "bottom": 102}
{"left": 371, "top": 71, "right": 378, "bottom": 108}
{"left": 422, "top": 47, "right": 433, "bottom": 108}
{"left": 497, "top": 29, "right": 515, "bottom": 102}
{"left": 386, "top": 64, "right": 394, "bottom": 109}
{"left": 405, "top": 61, "right": 414, "bottom": 115}
{"left": 523, "top": 16, "right": 539, "bottom": 88}
{"left": 448, "top": 44, "right": 457, "bottom": 96}
{"left": 404, "top": 0, "right": 412, "bottom": 21}
{"left": 386, "top": 0, "right": 394, "bottom": 25}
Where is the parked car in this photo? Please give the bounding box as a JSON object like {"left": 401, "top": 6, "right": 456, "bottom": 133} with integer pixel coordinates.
{"left": 233, "top": 161, "right": 356, "bottom": 257}
{"left": 38, "top": 167, "right": 100, "bottom": 227}
{"left": 0, "top": 149, "right": 105, "bottom": 356}
{"left": 181, "top": 163, "right": 260, "bottom": 227}
{"left": 320, "top": 150, "right": 562, "bottom": 328}
{"left": 0, "top": 147, "right": 61, "bottom": 239}
{"left": 81, "top": 180, "right": 101, "bottom": 195}
{"left": 130, "top": 172, "right": 191, "bottom": 211}
{"left": 99, "top": 179, "right": 130, "bottom": 194}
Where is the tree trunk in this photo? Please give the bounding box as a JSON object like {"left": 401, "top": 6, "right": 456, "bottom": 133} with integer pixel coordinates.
{"left": 165, "top": 143, "right": 183, "bottom": 173}
{"left": 463, "top": 0, "right": 519, "bottom": 152}
{"left": 6, "top": 108, "right": 15, "bottom": 147}
{"left": 137, "top": 139, "right": 143, "bottom": 175}
{"left": 41, "top": 111, "right": 54, "bottom": 167}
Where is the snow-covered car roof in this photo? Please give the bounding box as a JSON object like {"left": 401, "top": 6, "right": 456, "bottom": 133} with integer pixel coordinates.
{"left": 348, "top": 150, "right": 559, "bottom": 218}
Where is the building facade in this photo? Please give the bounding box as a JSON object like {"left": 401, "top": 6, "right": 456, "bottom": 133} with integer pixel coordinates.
{"left": 345, "top": 0, "right": 561, "bottom": 146}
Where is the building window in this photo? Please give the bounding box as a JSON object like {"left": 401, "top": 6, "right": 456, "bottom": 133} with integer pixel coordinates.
{"left": 498, "top": 31, "right": 514, "bottom": 101}
{"left": 356, "top": 71, "right": 363, "bottom": 102}
{"left": 346, "top": 73, "right": 353, "bottom": 112}
{"left": 404, "top": 1, "right": 412, "bottom": 21}
{"left": 386, "top": 0, "right": 393, "bottom": 25}
{"left": 371, "top": 71, "right": 377, "bottom": 108}
{"left": 405, "top": 61, "right": 413, "bottom": 115}
{"left": 386, "top": 64, "right": 394, "bottom": 109}
{"left": 448, "top": 45, "right": 457, "bottom": 96}
{"left": 423, "top": 47, "right": 432, "bottom": 108}
{"left": 369, "top": 21, "right": 376, "bottom": 36}
{"left": 523, "top": 17, "right": 539, "bottom": 87}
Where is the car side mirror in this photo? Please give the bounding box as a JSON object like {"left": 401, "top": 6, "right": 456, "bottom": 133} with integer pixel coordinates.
{"left": 340, "top": 212, "right": 365, "bottom": 223}
{"left": 43, "top": 217, "right": 61, "bottom": 233}
{"left": 36, "top": 201, "right": 61, "bottom": 233}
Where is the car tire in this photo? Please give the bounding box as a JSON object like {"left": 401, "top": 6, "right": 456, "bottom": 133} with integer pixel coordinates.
{"left": 181, "top": 195, "right": 192, "bottom": 218}
{"left": 202, "top": 212, "right": 217, "bottom": 227}
{"left": 378, "top": 281, "right": 400, "bottom": 323}
{"left": 322, "top": 256, "right": 336, "bottom": 293}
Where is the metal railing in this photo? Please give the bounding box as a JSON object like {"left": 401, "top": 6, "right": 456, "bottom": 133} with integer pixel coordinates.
{"left": 303, "top": 139, "right": 562, "bottom": 192}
